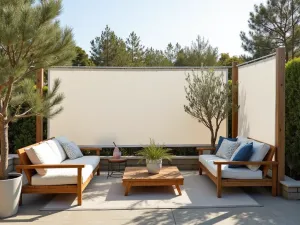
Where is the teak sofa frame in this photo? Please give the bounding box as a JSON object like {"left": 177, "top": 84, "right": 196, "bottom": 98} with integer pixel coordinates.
{"left": 15, "top": 138, "right": 101, "bottom": 206}
{"left": 197, "top": 137, "right": 278, "bottom": 198}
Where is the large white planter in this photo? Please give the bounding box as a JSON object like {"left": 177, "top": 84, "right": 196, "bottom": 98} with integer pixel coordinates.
{"left": 146, "top": 159, "right": 162, "bottom": 174}
{"left": 0, "top": 173, "right": 22, "bottom": 218}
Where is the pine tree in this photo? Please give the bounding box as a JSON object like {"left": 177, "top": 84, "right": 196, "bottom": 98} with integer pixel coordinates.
{"left": 72, "top": 46, "right": 94, "bottom": 66}
{"left": 240, "top": 0, "right": 300, "bottom": 61}
{"left": 90, "top": 25, "right": 129, "bottom": 66}
{"left": 174, "top": 36, "right": 218, "bottom": 66}
{"left": 144, "top": 48, "right": 172, "bottom": 66}
{"left": 126, "top": 32, "right": 144, "bottom": 66}
{"left": 0, "top": 0, "right": 76, "bottom": 180}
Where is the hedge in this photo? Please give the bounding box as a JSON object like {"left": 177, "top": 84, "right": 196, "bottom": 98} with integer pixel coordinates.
{"left": 285, "top": 58, "right": 300, "bottom": 178}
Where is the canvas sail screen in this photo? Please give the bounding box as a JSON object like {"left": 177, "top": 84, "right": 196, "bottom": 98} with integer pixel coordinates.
{"left": 48, "top": 68, "right": 228, "bottom": 147}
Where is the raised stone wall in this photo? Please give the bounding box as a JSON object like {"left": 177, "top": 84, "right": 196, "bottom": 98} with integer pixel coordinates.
{"left": 281, "top": 178, "right": 300, "bottom": 200}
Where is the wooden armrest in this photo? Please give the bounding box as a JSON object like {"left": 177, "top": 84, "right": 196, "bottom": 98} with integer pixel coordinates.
{"left": 213, "top": 161, "right": 278, "bottom": 166}
{"left": 16, "top": 164, "right": 85, "bottom": 170}
{"left": 196, "top": 147, "right": 216, "bottom": 152}
{"left": 80, "top": 147, "right": 102, "bottom": 151}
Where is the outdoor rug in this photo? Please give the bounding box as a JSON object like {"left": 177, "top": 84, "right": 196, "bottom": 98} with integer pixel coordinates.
{"left": 41, "top": 171, "right": 260, "bottom": 210}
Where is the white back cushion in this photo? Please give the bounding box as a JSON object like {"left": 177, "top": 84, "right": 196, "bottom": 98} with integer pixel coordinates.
{"left": 46, "top": 139, "right": 67, "bottom": 162}
{"left": 247, "top": 140, "right": 270, "bottom": 171}
{"left": 25, "top": 142, "right": 61, "bottom": 175}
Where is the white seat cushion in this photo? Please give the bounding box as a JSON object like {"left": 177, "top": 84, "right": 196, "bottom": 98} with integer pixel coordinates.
{"left": 25, "top": 142, "right": 61, "bottom": 175}
{"left": 31, "top": 156, "right": 100, "bottom": 185}
{"left": 199, "top": 155, "right": 262, "bottom": 179}
{"left": 45, "top": 139, "right": 67, "bottom": 163}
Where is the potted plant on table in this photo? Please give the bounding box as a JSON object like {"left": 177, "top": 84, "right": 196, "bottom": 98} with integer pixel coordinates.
{"left": 0, "top": 1, "right": 75, "bottom": 218}
{"left": 137, "top": 139, "right": 172, "bottom": 174}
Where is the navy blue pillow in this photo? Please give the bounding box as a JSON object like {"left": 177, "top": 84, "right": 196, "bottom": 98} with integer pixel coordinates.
{"left": 228, "top": 143, "right": 253, "bottom": 168}
{"left": 216, "top": 136, "right": 238, "bottom": 153}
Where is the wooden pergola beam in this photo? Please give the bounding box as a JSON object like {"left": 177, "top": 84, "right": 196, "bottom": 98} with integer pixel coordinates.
{"left": 36, "top": 68, "right": 44, "bottom": 143}
{"left": 275, "top": 47, "right": 285, "bottom": 185}
{"left": 232, "top": 62, "right": 238, "bottom": 138}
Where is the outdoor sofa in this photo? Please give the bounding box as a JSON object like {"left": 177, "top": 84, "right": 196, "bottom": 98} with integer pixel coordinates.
{"left": 197, "top": 136, "right": 278, "bottom": 198}
{"left": 16, "top": 137, "right": 101, "bottom": 205}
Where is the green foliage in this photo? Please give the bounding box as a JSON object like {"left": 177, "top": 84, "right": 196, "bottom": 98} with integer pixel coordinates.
{"left": 184, "top": 70, "right": 234, "bottom": 147}
{"left": 285, "top": 58, "right": 300, "bottom": 178}
{"left": 0, "top": 0, "right": 75, "bottom": 179}
{"left": 240, "top": 0, "right": 300, "bottom": 61}
{"left": 174, "top": 36, "right": 218, "bottom": 66}
{"left": 90, "top": 25, "right": 129, "bottom": 66}
{"left": 136, "top": 139, "right": 173, "bottom": 162}
{"left": 144, "top": 47, "right": 172, "bottom": 66}
{"left": 217, "top": 53, "right": 244, "bottom": 79}
{"left": 126, "top": 32, "right": 144, "bottom": 66}
{"left": 72, "top": 46, "right": 94, "bottom": 66}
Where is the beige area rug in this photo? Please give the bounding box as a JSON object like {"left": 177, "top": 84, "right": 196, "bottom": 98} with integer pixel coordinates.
{"left": 41, "top": 171, "right": 260, "bottom": 210}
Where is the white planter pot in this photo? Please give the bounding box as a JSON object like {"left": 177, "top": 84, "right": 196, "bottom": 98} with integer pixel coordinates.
{"left": 0, "top": 173, "right": 22, "bottom": 218}
{"left": 146, "top": 159, "right": 162, "bottom": 174}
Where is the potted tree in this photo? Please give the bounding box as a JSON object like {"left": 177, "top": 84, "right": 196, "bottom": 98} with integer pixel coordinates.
{"left": 184, "top": 70, "right": 237, "bottom": 148}
{"left": 137, "top": 139, "right": 172, "bottom": 174}
{"left": 0, "top": 0, "right": 75, "bottom": 218}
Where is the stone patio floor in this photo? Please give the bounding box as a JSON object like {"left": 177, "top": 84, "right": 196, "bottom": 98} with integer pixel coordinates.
{"left": 1, "top": 187, "right": 300, "bottom": 225}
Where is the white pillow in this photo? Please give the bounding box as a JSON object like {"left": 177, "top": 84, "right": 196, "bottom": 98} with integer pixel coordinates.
{"left": 236, "top": 136, "right": 249, "bottom": 144}
{"left": 55, "top": 136, "right": 71, "bottom": 145}
{"left": 25, "top": 142, "right": 61, "bottom": 175}
{"left": 247, "top": 140, "right": 270, "bottom": 171}
{"left": 61, "top": 141, "right": 83, "bottom": 159}
{"left": 46, "top": 139, "right": 67, "bottom": 162}
{"left": 216, "top": 139, "right": 240, "bottom": 160}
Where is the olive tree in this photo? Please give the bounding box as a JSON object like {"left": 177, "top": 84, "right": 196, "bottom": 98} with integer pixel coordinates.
{"left": 0, "top": 0, "right": 76, "bottom": 180}
{"left": 184, "top": 70, "right": 235, "bottom": 147}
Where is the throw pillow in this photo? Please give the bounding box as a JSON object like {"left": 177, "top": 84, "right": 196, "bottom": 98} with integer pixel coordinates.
{"left": 229, "top": 142, "right": 253, "bottom": 168}
{"left": 25, "top": 142, "right": 61, "bottom": 175}
{"left": 55, "top": 136, "right": 71, "bottom": 145}
{"left": 216, "top": 139, "right": 240, "bottom": 160}
{"left": 246, "top": 140, "right": 270, "bottom": 171}
{"left": 46, "top": 139, "right": 67, "bottom": 163}
{"left": 61, "top": 141, "right": 83, "bottom": 159}
{"left": 216, "top": 136, "right": 238, "bottom": 154}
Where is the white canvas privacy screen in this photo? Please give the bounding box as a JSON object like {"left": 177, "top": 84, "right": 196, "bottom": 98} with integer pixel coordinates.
{"left": 48, "top": 68, "right": 228, "bottom": 147}
{"left": 238, "top": 56, "right": 276, "bottom": 145}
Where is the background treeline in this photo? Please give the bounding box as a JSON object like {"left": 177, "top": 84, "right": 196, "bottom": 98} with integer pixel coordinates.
{"left": 72, "top": 25, "right": 244, "bottom": 68}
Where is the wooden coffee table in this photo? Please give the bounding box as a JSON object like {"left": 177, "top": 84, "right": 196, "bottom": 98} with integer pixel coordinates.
{"left": 122, "top": 166, "right": 184, "bottom": 196}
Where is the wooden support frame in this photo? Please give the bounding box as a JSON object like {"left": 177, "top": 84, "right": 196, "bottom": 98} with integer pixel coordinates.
{"left": 232, "top": 62, "right": 238, "bottom": 138}
{"left": 275, "top": 47, "right": 285, "bottom": 186}
{"left": 16, "top": 139, "right": 102, "bottom": 206}
{"left": 36, "top": 68, "right": 44, "bottom": 143}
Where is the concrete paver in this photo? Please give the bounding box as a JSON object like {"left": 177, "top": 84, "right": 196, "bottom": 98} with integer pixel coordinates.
{"left": 1, "top": 187, "right": 299, "bottom": 225}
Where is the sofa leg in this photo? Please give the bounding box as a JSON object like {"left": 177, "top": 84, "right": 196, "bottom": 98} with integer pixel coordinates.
{"left": 217, "top": 185, "right": 222, "bottom": 198}
{"left": 199, "top": 166, "right": 202, "bottom": 175}
{"left": 77, "top": 192, "right": 82, "bottom": 206}
{"left": 97, "top": 165, "right": 100, "bottom": 176}
{"left": 217, "top": 164, "right": 222, "bottom": 198}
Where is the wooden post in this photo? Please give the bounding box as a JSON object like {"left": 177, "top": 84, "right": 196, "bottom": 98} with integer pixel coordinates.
{"left": 36, "top": 68, "right": 44, "bottom": 143}
{"left": 232, "top": 62, "right": 238, "bottom": 138}
{"left": 275, "top": 47, "right": 285, "bottom": 190}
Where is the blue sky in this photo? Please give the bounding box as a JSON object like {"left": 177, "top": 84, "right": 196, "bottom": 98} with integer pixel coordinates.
{"left": 59, "top": 0, "right": 264, "bottom": 57}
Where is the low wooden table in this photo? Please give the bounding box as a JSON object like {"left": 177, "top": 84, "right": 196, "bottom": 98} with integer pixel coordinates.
{"left": 122, "top": 166, "right": 184, "bottom": 196}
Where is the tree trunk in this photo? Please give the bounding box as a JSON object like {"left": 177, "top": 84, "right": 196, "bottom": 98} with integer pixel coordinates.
{"left": 210, "top": 129, "right": 216, "bottom": 148}
{"left": 0, "top": 119, "right": 9, "bottom": 180}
